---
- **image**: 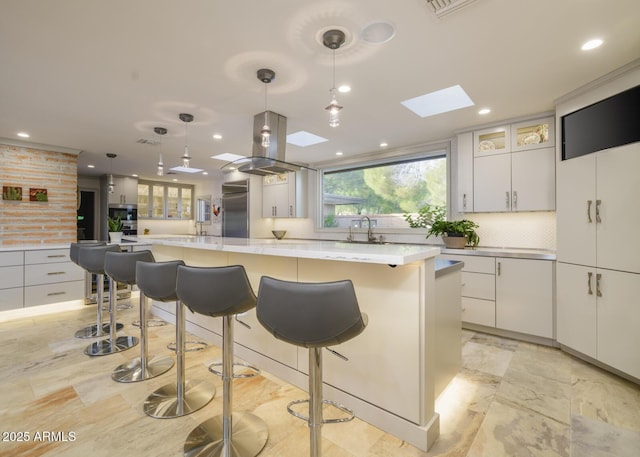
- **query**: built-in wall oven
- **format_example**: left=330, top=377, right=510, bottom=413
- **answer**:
left=108, top=205, right=137, bottom=235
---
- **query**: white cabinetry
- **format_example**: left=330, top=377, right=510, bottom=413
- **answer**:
left=467, top=116, right=555, bottom=213
left=455, top=132, right=474, bottom=212
left=496, top=258, right=554, bottom=338
left=0, top=251, right=24, bottom=311
left=262, top=171, right=307, bottom=218
left=556, top=141, right=640, bottom=379
left=24, top=249, right=84, bottom=307
left=108, top=176, right=139, bottom=205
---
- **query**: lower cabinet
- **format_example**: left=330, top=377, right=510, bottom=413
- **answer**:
left=557, top=262, right=640, bottom=379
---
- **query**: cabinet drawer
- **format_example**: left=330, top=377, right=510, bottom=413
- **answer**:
left=0, top=287, right=23, bottom=311
left=440, top=254, right=495, bottom=274
left=25, top=249, right=71, bottom=264
left=24, top=281, right=84, bottom=307
left=462, top=272, right=495, bottom=300
left=0, top=251, right=24, bottom=267
left=462, top=297, right=495, bottom=327
left=0, top=265, right=24, bottom=289
left=24, top=262, right=84, bottom=286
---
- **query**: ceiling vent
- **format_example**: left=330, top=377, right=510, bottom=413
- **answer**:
left=426, top=0, right=479, bottom=18
left=136, top=138, right=160, bottom=145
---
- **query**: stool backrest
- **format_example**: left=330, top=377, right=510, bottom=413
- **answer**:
left=256, top=276, right=366, bottom=348
left=176, top=265, right=256, bottom=317
left=70, top=241, right=105, bottom=265
left=76, top=244, right=122, bottom=275
left=104, top=250, right=155, bottom=285
left=136, top=260, right=185, bottom=302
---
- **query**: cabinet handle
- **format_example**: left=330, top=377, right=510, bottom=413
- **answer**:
left=596, top=273, right=602, bottom=297
left=512, top=191, right=517, bottom=209
left=505, top=192, right=510, bottom=209
left=587, top=272, right=593, bottom=295
left=497, top=262, right=501, bottom=276
left=595, top=200, right=602, bottom=223
left=47, top=291, right=66, bottom=296
left=289, top=205, right=293, bottom=217
left=47, top=254, right=66, bottom=258
left=462, top=193, right=467, bottom=210
left=587, top=200, right=593, bottom=223
left=326, top=347, right=349, bottom=362
left=47, top=271, right=66, bottom=275
left=272, top=206, right=276, bottom=217
left=234, top=315, right=251, bottom=330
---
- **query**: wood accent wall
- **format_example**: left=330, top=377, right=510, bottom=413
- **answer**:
left=0, top=143, right=78, bottom=246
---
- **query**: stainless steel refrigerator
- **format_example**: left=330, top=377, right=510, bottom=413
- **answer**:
left=222, top=180, right=249, bottom=238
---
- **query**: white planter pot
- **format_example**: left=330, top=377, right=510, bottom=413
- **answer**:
left=108, top=231, right=123, bottom=243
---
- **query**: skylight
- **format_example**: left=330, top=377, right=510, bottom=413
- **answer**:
left=211, top=153, right=248, bottom=162
left=287, top=131, right=328, bottom=147
left=169, top=166, right=204, bottom=173
left=401, top=84, right=474, bottom=118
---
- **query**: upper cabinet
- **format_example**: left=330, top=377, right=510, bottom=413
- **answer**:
left=262, top=171, right=307, bottom=218
left=107, top=176, right=138, bottom=206
left=455, top=115, right=556, bottom=213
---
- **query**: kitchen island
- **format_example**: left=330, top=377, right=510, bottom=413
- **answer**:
left=124, top=235, right=458, bottom=451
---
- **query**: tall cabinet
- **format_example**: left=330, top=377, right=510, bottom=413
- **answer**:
left=556, top=68, right=640, bottom=380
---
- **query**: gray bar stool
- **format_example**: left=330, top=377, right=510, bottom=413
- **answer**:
left=105, top=250, right=174, bottom=382
left=137, top=260, right=215, bottom=419
left=256, top=276, right=367, bottom=457
left=72, top=241, right=124, bottom=338
left=83, top=245, right=139, bottom=357
left=178, top=265, right=268, bottom=457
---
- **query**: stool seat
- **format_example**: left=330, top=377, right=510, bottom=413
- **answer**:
left=137, top=260, right=215, bottom=419
left=178, top=265, right=268, bottom=457
left=256, top=276, right=367, bottom=457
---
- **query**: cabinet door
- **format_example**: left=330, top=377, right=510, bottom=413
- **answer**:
left=474, top=126, right=510, bottom=157
left=596, top=142, right=640, bottom=274
left=556, top=153, right=596, bottom=266
left=511, top=116, right=555, bottom=152
left=496, top=258, right=553, bottom=338
left=556, top=262, right=597, bottom=358
left=597, top=268, right=640, bottom=379
left=456, top=132, right=474, bottom=213
left=511, top=147, right=555, bottom=211
left=262, top=182, right=288, bottom=217
left=473, top=153, right=511, bottom=212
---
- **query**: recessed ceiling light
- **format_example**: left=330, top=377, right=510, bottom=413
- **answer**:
left=338, top=85, right=351, bottom=93
left=172, top=178, right=178, bottom=182
left=17, top=132, right=30, bottom=138
left=581, top=39, right=603, bottom=51
left=287, top=131, right=328, bottom=147
left=361, top=21, right=396, bottom=44
left=478, top=108, right=491, bottom=115
left=336, top=151, right=343, bottom=156
left=202, top=171, right=208, bottom=175
left=401, top=84, right=474, bottom=118
left=213, top=134, right=222, bottom=140
left=132, top=174, right=138, bottom=177
left=380, top=142, right=388, bottom=148
left=87, top=164, right=95, bottom=168
left=211, top=153, right=248, bottom=162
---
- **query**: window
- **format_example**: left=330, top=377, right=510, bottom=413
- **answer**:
left=138, top=180, right=194, bottom=220
left=321, top=151, right=447, bottom=229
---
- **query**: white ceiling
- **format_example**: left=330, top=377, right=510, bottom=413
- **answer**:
left=1, top=0, right=639, bottom=184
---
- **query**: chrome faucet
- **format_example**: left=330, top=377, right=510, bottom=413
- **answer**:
left=359, top=215, right=377, bottom=243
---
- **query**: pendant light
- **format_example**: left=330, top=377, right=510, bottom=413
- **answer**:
left=179, top=113, right=194, bottom=168
left=106, top=153, right=117, bottom=194
left=154, top=127, right=167, bottom=176
left=323, top=29, right=346, bottom=128
left=257, top=68, right=275, bottom=149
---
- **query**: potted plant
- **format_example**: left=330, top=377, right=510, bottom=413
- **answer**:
left=404, top=204, right=479, bottom=249
left=107, top=216, right=124, bottom=243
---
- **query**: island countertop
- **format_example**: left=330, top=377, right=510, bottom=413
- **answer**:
left=123, top=235, right=440, bottom=265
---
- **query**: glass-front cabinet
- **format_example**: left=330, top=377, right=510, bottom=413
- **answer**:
left=138, top=180, right=194, bottom=220
left=511, top=116, right=555, bottom=152
left=473, top=126, right=511, bottom=157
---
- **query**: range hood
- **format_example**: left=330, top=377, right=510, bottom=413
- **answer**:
left=235, top=111, right=309, bottom=176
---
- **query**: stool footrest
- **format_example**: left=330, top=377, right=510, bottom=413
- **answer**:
left=167, top=340, right=208, bottom=352
left=132, top=318, right=167, bottom=328
left=208, top=361, right=260, bottom=379
left=287, top=398, right=355, bottom=424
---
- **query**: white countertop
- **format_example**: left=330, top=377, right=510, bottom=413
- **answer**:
left=124, top=235, right=441, bottom=266
left=0, top=243, right=73, bottom=252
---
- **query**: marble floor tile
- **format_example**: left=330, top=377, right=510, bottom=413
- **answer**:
left=571, top=415, right=640, bottom=457
left=462, top=341, right=514, bottom=377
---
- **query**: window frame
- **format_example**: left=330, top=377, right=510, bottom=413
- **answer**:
left=316, top=141, right=451, bottom=234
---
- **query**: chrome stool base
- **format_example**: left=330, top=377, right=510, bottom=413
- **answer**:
left=168, top=340, right=208, bottom=352
left=143, top=380, right=215, bottom=419
left=208, top=361, right=260, bottom=379
left=84, top=336, right=139, bottom=357
left=111, top=355, right=174, bottom=383
left=74, top=322, right=124, bottom=339
left=287, top=399, right=356, bottom=424
left=184, top=413, right=268, bottom=457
